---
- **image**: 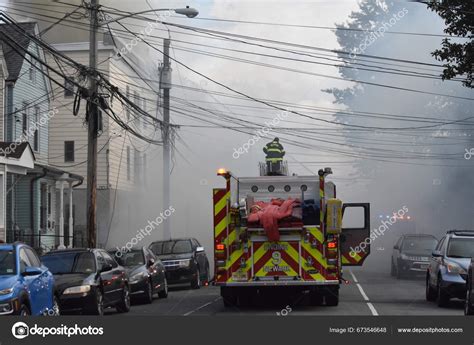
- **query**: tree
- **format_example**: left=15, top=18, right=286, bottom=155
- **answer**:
left=427, top=0, right=474, bottom=88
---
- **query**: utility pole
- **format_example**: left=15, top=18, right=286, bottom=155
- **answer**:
left=86, top=0, right=99, bottom=248
left=160, top=38, right=172, bottom=240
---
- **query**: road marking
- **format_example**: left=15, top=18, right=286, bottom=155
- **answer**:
left=183, top=297, right=221, bottom=316
left=367, top=303, right=379, bottom=316
left=349, top=270, right=379, bottom=316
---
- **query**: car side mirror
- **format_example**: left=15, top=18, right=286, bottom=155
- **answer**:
left=432, top=250, right=442, bottom=257
left=196, top=246, right=205, bottom=253
left=22, top=266, right=42, bottom=276
left=147, top=258, right=155, bottom=267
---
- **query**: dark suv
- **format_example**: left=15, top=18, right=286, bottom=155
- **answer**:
left=426, top=230, right=474, bottom=307
left=391, top=234, right=437, bottom=279
left=149, top=238, right=210, bottom=289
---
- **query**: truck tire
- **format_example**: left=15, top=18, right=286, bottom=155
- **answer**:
left=325, top=288, right=339, bottom=307
left=221, top=287, right=237, bottom=307
left=309, top=291, right=323, bottom=306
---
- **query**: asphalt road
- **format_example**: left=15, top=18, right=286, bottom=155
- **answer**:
left=106, top=268, right=465, bottom=316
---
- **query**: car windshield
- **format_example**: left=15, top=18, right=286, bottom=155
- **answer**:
left=42, top=252, right=96, bottom=274
left=112, top=250, right=144, bottom=267
left=0, top=249, right=15, bottom=275
left=402, top=237, right=437, bottom=254
left=447, top=238, right=474, bottom=258
left=151, top=240, right=192, bottom=255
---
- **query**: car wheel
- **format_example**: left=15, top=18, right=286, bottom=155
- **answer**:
left=425, top=275, right=436, bottom=302
left=396, top=263, right=403, bottom=279
left=206, top=265, right=211, bottom=285
left=18, top=304, right=30, bottom=316
left=465, top=286, right=474, bottom=315
left=52, top=296, right=60, bottom=316
left=116, top=285, right=131, bottom=313
left=436, top=278, right=450, bottom=307
left=143, top=281, right=153, bottom=304
left=191, top=268, right=201, bottom=289
left=158, top=278, right=168, bottom=299
left=89, top=290, right=104, bottom=316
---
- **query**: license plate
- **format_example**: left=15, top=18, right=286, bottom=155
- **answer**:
left=232, top=271, right=247, bottom=281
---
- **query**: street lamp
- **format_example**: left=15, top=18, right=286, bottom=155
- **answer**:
left=101, top=6, right=199, bottom=25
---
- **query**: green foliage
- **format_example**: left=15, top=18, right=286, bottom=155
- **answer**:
left=428, top=0, right=474, bottom=88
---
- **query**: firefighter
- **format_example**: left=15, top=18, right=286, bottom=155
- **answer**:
left=263, top=137, right=285, bottom=175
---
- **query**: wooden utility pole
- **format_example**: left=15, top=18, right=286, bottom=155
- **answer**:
left=86, top=0, right=99, bottom=248
left=161, top=38, right=171, bottom=240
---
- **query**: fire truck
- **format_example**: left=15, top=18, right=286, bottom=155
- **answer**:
left=212, top=161, right=370, bottom=307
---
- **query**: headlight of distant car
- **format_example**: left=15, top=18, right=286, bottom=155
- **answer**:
left=0, top=288, right=13, bottom=296
left=400, top=254, right=410, bottom=260
left=62, top=285, right=91, bottom=295
left=178, top=259, right=191, bottom=268
left=445, top=260, right=467, bottom=275
left=129, top=272, right=147, bottom=283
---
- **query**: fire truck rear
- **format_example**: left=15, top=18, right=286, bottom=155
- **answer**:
left=212, top=162, right=370, bottom=307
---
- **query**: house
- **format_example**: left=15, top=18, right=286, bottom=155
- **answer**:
left=46, top=31, right=159, bottom=248
left=0, top=22, right=83, bottom=252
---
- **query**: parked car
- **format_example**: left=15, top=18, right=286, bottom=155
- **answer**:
left=149, top=238, right=210, bottom=289
left=41, top=248, right=130, bottom=315
left=426, top=230, right=474, bottom=307
left=465, top=258, right=474, bottom=315
left=391, top=234, right=438, bottom=278
left=0, top=242, right=57, bottom=315
left=109, top=247, right=168, bottom=303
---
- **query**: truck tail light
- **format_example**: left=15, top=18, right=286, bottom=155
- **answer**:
left=215, top=243, right=227, bottom=260
left=327, top=241, right=336, bottom=249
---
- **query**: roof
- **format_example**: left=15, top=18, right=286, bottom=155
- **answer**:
left=0, top=22, right=37, bottom=82
left=0, top=142, right=35, bottom=160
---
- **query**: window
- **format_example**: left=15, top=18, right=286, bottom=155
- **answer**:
left=29, top=61, right=36, bottom=82
left=33, top=106, right=39, bottom=151
left=19, top=249, right=32, bottom=272
left=64, top=141, right=75, bottom=162
left=126, top=146, right=131, bottom=180
left=134, top=149, right=140, bottom=182
left=25, top=248, right=41, bottom=267
left=64, top=78, right=75, bottom=97
left=101, top=251, right=118, bottom=268
left=22, top=103, right=28, bottom=136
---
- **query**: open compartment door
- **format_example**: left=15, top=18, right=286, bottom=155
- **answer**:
left=341, top=203, right=370, bottom=266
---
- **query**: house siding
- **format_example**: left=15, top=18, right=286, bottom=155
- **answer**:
left=9, top=41, right=50, bottom=164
